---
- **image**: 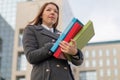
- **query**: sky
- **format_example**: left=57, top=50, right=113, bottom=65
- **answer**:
left=68, top=0, right=120, bottom=43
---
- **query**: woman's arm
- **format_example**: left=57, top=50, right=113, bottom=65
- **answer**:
left=70, top=49, right=84, bottom=66
left=22, top=25, right=53, bottom=64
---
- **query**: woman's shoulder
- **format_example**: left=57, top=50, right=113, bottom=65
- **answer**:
left=25, top=24, right=35, bottom=29
left=25, top=24, right=41, bottom=31
left=23, top=25, right=37, bottom=34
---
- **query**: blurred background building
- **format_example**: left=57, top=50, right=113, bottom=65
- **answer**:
left=73, top=40, right=120, bottom=80
left=0, top=0, right=120, bottom=80
left=0, top=15, right=14, bottom=80
left=0, top=0, right=32, bottom=80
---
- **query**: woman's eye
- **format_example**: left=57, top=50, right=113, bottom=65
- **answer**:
left=46, top=9, right=51, bottom=11
left=46, top=8, right=58, bottom=14
left=54, top=10, right=58, bottom=13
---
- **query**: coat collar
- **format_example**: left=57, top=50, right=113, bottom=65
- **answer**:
left=34, top=24, right=60, bottom=40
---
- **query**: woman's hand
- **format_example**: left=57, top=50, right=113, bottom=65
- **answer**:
left=59, top=39, right=78, bottom=55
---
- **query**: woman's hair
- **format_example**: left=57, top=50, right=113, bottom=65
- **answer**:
left=29, top=2, right=59, bottom=28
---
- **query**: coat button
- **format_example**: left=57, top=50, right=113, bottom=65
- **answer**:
left=52, top=39, right=55, bottom=43
left=48, top=51, right=52, bottom=55
left=46, top=69, right=50, bottom=72
left=56, top=64, right=60, bottom=67
left=64, top=67, right=67, bottom=70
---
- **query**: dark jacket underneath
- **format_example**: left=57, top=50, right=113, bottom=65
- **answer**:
left=22, top=24, right=83, bottom=80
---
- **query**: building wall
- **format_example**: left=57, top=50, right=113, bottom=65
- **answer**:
left=73, top=41, right=120, bottom=80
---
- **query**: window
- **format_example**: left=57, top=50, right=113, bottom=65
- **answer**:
left=113, top=58, right=117, bottom=66
left=92, top=50, right=96, bottom=58
left=16, top=76, right=25, bottom=80
left=99, top=49, right=103, bottom=57
left=92, top=60, right=96, bottom=67
left=113, top=48, right=117, bottom=56
left=114, top=69, right=118, bottom=76
left=85, top=60, right=90, bottom=67
left=106, top=49, right=110, bottom=56
left=107, top=69, right=111, bottom=76
left=85, top=50, right=89, bottom=58
left=99, top=59, right=103, bottom=67
left=80, top=71, right=97, bottom=80
left=106, top=59, right=110, bottom=66
left=99, top=69, right=104, bottom=77
left=18, top=29, right=23, bottom=47
left=17, top=52, right=27, bottom=71
left=114, top=68, right=118, bottom=76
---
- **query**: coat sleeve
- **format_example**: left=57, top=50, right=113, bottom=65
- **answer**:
left=70, top=49, right=84, bottom=66
left=22, top=25, right=53, bottom=64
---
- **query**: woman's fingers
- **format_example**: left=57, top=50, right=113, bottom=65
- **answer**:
left=59, top=40, right=77, bottom=55
left=59, top=41, right=70, bottom=52
left=70, top=39, right=77, bottom=47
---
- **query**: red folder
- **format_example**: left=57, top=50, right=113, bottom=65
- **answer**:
left=53, top=22, right=83, bottom=59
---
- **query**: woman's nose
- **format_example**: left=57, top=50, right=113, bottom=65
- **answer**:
left=50, top=10, right=55, bottom=15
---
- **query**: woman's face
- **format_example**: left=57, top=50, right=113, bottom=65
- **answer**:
left=42, top=4, right=58, bottom=28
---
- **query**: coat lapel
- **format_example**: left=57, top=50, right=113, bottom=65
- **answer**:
left=34, top=25, right=60, bottom=40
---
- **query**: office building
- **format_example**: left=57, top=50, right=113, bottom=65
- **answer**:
left=0, top=0, right=31, bottom=29
left=73, top=40, right=120, bottom=80
left=0, top=15, right=14, bottom=80
left=0, top=0, right=32, bottom=80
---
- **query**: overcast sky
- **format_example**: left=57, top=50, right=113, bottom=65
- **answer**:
left=68, top=0, right=120, bottom=42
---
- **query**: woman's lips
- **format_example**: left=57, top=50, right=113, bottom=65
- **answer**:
left=48, top=15, right=55, bottom=19
left=49, top=17, right=55, bottom=19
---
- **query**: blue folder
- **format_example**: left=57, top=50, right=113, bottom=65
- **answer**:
left=50, top=18, right=84, bottom=52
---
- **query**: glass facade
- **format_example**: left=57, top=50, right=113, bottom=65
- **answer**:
left=80, top=71, right=97, bottom=80
left=0, top=0, right=30, bottom=29
left=0, top=0, right=31, bottom=80
left=0, top=15, right=14, bottom=80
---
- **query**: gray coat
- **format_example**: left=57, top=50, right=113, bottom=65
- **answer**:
left=22, top=24, right=83, bottom=80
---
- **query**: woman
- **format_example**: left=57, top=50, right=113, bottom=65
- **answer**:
left=22, top=2, right=83, bottom=80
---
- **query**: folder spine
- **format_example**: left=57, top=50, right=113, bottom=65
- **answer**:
left=53, top=22, right=83, bottom=58
left=50, top=18, right=79, bottom=52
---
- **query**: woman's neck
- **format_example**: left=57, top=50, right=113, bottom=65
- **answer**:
left=42, top=23, right=53, bottom=28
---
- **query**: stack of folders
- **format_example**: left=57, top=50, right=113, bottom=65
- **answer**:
left=50, top=18, right=95, bottom=60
